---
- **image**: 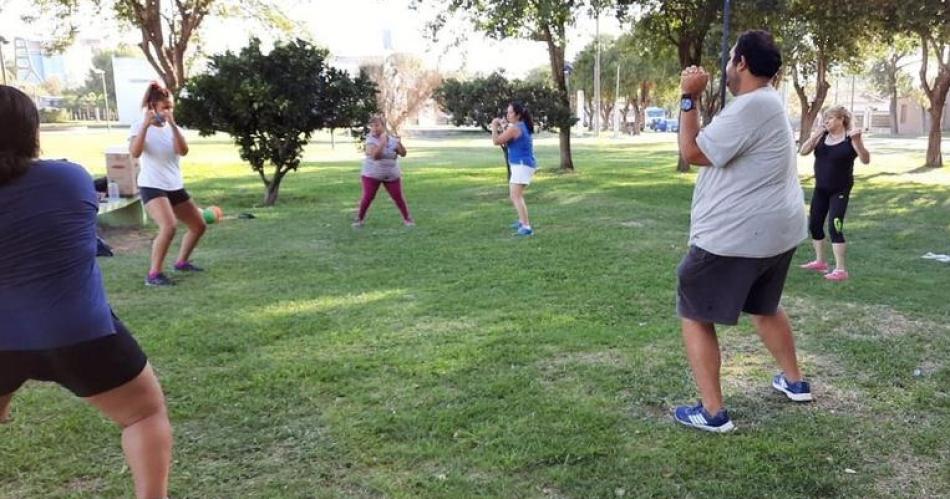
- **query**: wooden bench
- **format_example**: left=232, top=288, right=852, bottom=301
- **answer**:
left=97, top=196, right=146, bottom=227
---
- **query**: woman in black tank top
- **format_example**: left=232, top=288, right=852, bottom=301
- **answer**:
left=797, top=106, right=871, bottom=281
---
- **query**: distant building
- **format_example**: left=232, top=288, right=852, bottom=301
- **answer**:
left=13, top=37, right=99, bottom=88
left=112, top=57, right=160, bottom=125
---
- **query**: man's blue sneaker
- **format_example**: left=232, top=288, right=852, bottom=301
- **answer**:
left=772, top=373, right=813, bottom=402
left=516, top=226, right=533, bottom=236
left=673, top=403, right=735, bottom=433
left=511, top=220, right=523, bottom=229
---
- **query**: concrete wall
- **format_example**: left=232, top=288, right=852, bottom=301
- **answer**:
left=112, top=57, right=159, bottom=125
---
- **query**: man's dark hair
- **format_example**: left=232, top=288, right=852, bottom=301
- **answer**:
left=733, top=30, right=782, bottom=78
left=0, top=85, right=40, bottom=185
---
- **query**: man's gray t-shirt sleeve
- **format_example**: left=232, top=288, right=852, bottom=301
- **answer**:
left=696, top=105, right=754, bottom=168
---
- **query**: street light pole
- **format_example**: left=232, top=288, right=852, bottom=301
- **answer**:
left=613, top=64, right=620, bottom=138
left=563, top=62, right=574, bottom=129
left=718, top=0, right=732, bottom=113
left=93, top=68, right=111, bottom=131
left=593, top=11, right=601, bottom=136
left=0, top=36, right=9, bottom=85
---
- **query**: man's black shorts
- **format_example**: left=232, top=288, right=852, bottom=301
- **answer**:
left=0, top=314, right=148, bottom=398
left=140, top=186, right=191, bottom=206
left=677, top=245, right=796, bottom=325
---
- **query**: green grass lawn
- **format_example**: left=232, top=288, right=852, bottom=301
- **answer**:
left=2, top=129, right=948, bottom=497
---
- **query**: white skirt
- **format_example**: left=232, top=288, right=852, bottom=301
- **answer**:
left=509, top=163, right=536, bottom=185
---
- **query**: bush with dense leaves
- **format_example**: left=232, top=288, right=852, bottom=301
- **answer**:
left=177, top=38, right=378, bottom=205
left=436, top=72, right=575, bottom=133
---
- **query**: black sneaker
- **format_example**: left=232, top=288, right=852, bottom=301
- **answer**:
left=174, top=261, right=204, bottom=272
left=145, top=273, right=174, bottom=286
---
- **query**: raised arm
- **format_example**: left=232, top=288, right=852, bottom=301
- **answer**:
left=165, top=110, right=189, bottom=156
left=799, top=127, right=825, bottom=156
left=677, top=66, right=712, bottom=167
left=129, top=110, right=154, bottom=158
left=848, top=129, right=871, bottom=164
left=491, top=118, right=520, bottom=146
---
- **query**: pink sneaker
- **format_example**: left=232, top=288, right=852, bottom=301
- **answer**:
left=799, top=260, right=829, bottom=272
left=824, top=269, right=849, bottom=281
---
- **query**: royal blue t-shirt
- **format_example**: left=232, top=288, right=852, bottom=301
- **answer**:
left=0, top=160, right=114, bottom=351
left=507, top=122, right=536, bottom=167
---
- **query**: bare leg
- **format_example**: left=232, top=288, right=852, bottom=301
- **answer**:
left=831, top=242, right=847, bottom=272
left=85, top=364, right=172, bottom=499
left=0, top=392, right=13, bottom=423
left=751, top=308, right=803, bottom=382
left=145, top=199, right=177, bottom=275
left=681, top=318, right=724, bottom=413
left=172, top=200, right=207, bottom=264
left=811, top=239, right=826, bottom=263
left=509, top=183, right=530, bottom=227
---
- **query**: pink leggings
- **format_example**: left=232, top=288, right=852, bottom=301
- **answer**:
left=358, top=176, right=412, bottom=222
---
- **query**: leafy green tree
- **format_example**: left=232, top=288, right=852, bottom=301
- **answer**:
left=524, top=65, right=552, bottom=85
left=572, top=35, right=618, bottom=131
left=891, top=0, right=950, bottom=167
left=361, top=53, right=443, bottom=134
left=437, top=72, right=574, bottom=132
left=612, top=31, right=679, bottom=134
left=176, top=39, right=378, bottom=206
left=436, top=72, right=575, bottom=174
left=26, top=0, right=300, bottom=92
left=414, top=0, right=618, bottom=171
left=780, top=0, right=880, bottom=143
left=865, top=36, right=918, bottom=135
left=75, top=45, right=140, bottom=113
left=619, top=0, right=721, bottom=170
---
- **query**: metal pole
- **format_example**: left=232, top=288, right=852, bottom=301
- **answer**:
left=100, top=71, right=111, bottom=131
left=593, top=12, right=601, bottom=136
left=0, top=36, right=7, bottom=85
left=718, top=0, right=732, bottom=113
left=850, top=74, right=855, bottom=114
left=613, top=64, right=620, bottom=138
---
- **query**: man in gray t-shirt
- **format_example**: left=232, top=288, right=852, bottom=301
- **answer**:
left=671, top=30, right=812, bottom=433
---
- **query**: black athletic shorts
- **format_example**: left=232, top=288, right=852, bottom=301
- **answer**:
left=676, top=245, right=796, bottom=325
left=140, top=186, right=191, bottom=206
left=0, top=314, right=148, bottom=398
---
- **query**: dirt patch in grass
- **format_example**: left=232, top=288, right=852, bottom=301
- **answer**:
left=784, top=295, right=948, bottom=341
left=98, top=226, right=152, bottom=254
left=873, top=441, right=948, bottom=498
left=537, top=349, right=628, bottom=375
left=719, top=328, right=868, bottom=417
left=534, top=349, right=629, bottom=398
left=67, top=476, right=104, bottom=493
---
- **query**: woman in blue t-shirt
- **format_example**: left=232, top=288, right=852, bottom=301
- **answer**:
left=798, top=105, right=871, bottom=282
left=492, top=102, right=537, bottom=236
left=0, top=85, right=172, bottom=499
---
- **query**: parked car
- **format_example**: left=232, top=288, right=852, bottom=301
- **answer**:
left=645, top=106, right=666, bottom=131
left=666, top=119, right=679, bottom=132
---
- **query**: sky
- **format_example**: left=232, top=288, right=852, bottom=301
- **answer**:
left=0, top=0, right=624, bottom=80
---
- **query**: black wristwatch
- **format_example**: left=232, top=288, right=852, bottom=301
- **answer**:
left=680, top=94, right=696, bottom=113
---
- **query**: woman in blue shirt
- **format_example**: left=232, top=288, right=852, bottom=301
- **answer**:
left=492, top=102, right=537, bottom=236
left=0, top=85, right=171, bottom=499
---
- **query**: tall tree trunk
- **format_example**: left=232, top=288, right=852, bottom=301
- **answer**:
left=793, top=56, right=832, bottom=144
left=263, top=169, right=289, bottom=206
left=889, top=87, right=899, bottom=136
left=926, top=104, right=945, bottom=168
left=919, top=35, right=950, bottom=168
left=888, top=56, right=899, bottom=135
left=543, top=24, right=574, bottom=171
